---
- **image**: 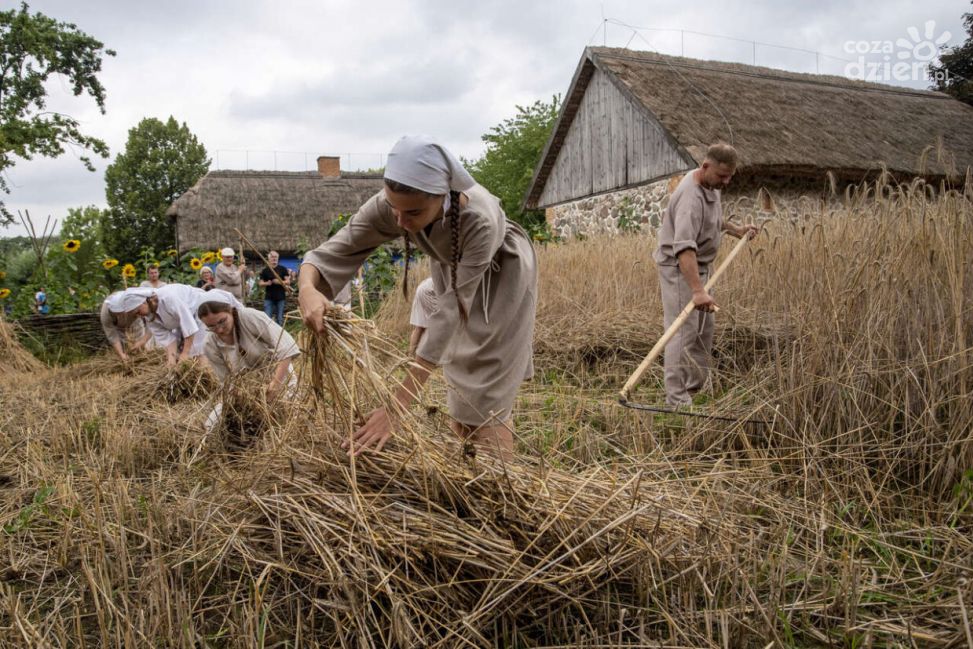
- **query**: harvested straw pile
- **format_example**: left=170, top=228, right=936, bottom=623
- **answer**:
left=144, top=358, right=217, bottom=404
left=211, top=366, right=289, bottom=450
left=0, top=318, right=44, bottom=373
left=302, top=303, right=405, bottom=430
left=2, top=178, right=972, bottom=646
left=55, top=348, right=166, bottom=380
left=222, top=437, right=766, bottom=647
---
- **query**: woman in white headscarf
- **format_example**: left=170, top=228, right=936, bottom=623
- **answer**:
left=197, top=290, right=301, bottom=432
left=100, top=291, right=153, bottom=360
left=109, top=285, right=240, bottom=366
left=197, top=290, right=300, bottom=397
left=299, top=135, right=537, bottom=459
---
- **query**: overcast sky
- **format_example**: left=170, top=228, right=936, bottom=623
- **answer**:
left=2, top=0, right=968, bottom=237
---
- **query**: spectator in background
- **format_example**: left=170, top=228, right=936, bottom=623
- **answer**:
left=258, top=250, right=290, bottom=325
left=197, top=266, right=216, bottom=291
left=34, top=287, right=50, bottom=315
left=140, top=264, right=168, bottom=289
left=215, top=247, right=247, bottom=302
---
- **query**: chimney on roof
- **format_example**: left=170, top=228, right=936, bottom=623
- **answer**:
left=317, top=155, right=341, bottom=178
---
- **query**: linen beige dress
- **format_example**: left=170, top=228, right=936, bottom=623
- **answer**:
left=203, top=307, right=300, bottom=381
left=202, top=307, right=301, bottom=432
left=303, top=184, right=537, bottom=426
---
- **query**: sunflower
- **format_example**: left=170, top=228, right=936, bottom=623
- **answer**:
left=215, top=250, right=223, bottom=262
left=121, top=263, right=137, bottom=279
left=0, top=270, right=6, bottom=280
left=102, top=258, right=119, bottom=270
left=0, top=288, right=10, bottom=299
left=165, top=249, right=178, bottom=257
left=200, top=251, right=216, bottom=264
left=63, top=239, right=81, bottom=253
left=189, top=258, right=203, bottom=271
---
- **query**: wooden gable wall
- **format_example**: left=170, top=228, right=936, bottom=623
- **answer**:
left=537, top=68, right=692, bottom=208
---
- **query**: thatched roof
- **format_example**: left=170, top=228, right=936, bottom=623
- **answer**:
left=167, top=170, right=385, bottom=253
left=526, top=47, right=973, bottom=208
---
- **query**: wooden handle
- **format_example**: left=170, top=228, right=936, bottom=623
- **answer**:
left=619, top=235, right=751, bottom=402
left=234, top=228, right=295, bottom=294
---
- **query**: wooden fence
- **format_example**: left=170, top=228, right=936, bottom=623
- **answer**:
left=14, top=294, right=302, bottom=351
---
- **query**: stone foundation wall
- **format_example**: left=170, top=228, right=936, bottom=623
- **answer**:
left=546, top=174, right=844, bottom=238
left=546, top=177, right=672, bottom=239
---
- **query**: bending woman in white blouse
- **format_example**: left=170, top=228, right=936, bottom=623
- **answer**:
left=109, top=285, right=238, bottom=366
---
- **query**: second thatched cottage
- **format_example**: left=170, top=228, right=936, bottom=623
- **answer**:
left=525, top=47, right=973, bottom=237
left=166, top=156, right=385, bottom=261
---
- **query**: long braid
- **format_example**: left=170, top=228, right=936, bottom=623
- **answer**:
left=448, top=190, right=468, bottom=324
left=402, top=235, right=411, bottom=300
left=232, top=307, right=246, bottom=356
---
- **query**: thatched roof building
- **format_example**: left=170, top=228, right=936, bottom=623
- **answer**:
left=167, top=157, right=384, bottom=253
left=526, top=47, right=973, bottom=209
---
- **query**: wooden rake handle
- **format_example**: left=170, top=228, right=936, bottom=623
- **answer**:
left=234, top=228, right=295, bottom=294
left=618, top=234, right=751, bottom=403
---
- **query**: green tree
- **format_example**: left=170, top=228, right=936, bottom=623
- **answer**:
left=0, top=3, right=114, bottom=223
left=61, top=205, right=104, bottom=241
left=61, top=205, right=106, bottom=258
left=102, top=116, right=210, bottom=261
left=465, top=96, right=561, bottom=234
left=929, top=2, right=972, bottom=106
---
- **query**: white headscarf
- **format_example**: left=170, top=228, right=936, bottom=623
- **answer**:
left=104, top=291, right=124, bottom=313
left=196, top=288, right=244, bottom=313
left=108, top=287, right=155, bottom=313
left=384, top=135, right=476, bottom=196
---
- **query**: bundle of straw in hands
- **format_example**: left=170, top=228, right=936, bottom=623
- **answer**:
left=299, top=304, right=411, bottom=439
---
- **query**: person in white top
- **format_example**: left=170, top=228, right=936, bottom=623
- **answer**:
left=408, top=277, right=437, bottom=357
left=139, top=264, right=168, bottom=289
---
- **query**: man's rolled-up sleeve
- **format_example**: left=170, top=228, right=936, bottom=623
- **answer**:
left=671, top=196, right=703, bottom=259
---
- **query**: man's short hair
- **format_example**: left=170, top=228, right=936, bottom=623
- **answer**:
left=146, top=263, right=159, bottom=270
left=268, top=250, right=279, bottom=257
left=704, top=143, right=738, bottom=168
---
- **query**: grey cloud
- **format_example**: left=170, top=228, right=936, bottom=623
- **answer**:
left=228, top=56, right=477, bottom=122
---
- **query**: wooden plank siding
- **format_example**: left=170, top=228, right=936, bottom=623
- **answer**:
left=536, top=68, right=690, bottom=208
